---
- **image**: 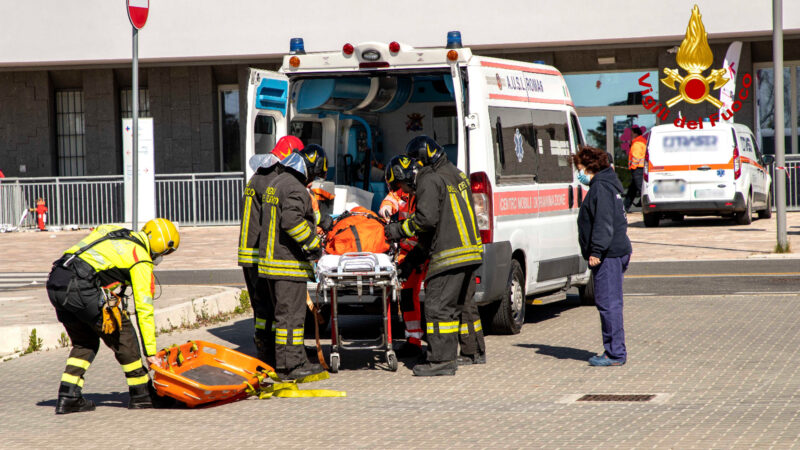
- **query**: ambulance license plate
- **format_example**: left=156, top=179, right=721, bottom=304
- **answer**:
left=654, top=180, right=685, bottom=198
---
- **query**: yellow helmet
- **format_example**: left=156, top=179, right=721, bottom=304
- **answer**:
left=142, top=218, right=180, bottom=257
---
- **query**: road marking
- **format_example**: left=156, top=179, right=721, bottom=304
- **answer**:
left=627, top=272, right=800, bottom=279
left=0, top=272, right=49, bottom=277
left=626, top=293, right=656, bottom=296
left=734, top=291, right=799, bottom=295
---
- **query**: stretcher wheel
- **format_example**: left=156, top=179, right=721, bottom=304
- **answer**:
left=330, top=353, right=340, bottom=373
left=386, top=351, right=398, bottom=372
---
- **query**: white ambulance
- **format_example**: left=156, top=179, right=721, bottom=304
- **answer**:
left=641, top=123, right=773, bottom=227
left=244, top=32, right=592, bottom=334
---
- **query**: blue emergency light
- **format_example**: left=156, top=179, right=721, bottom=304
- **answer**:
left=290, top=37, right=305, bottom=55
left=446, top=31, right=462, bottom=49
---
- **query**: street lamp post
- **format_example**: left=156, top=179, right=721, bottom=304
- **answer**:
left=773, top=0, right=789, bottom=251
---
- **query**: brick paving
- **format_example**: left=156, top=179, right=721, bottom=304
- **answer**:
left=1, top=212, right=799, bottom=275
left=2, top=293, right=800, bottom=448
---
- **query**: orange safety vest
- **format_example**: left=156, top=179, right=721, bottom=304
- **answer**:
left=629, top=136, right=647, bottom=169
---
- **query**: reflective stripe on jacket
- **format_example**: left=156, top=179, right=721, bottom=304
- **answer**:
left=398, top=158, right=483, bottom=279
left=238, top=167, right=280, bottom=267
left=258, top=172, right=320, bottom=281
left=64, top=224, right=157, bottom=356
left=629, top=136, right=647, bottom=169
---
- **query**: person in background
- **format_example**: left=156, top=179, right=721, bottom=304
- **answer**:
left=624, top=126, right=647, bottom=213
left=572, top=146, right=632, bottom=366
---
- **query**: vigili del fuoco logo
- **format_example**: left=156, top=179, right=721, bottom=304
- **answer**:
left=637, top=4, right=752, bottom=128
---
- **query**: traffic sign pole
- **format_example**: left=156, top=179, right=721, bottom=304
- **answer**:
left=132, top=26, right=139, bottom=231
left=773, top=0, right=788, bottom=251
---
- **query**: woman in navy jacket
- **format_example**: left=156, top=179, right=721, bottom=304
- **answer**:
left=573, top=146, right=633, bottom=366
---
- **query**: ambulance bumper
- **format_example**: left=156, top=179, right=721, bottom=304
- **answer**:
left=472, top=241, right=512, bottom=306
left=641, top=192, right=746, bottom=214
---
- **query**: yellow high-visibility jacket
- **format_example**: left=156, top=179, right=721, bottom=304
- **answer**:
left=64, top=224, right=157, bottom=356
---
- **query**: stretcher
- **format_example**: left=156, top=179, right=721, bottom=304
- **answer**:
left=316, top=252, right=400, bottom=373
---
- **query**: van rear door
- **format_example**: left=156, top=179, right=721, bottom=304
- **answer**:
left=647, top=129, right=735, bottom=202
left=244, top=69, right=289, bottom=179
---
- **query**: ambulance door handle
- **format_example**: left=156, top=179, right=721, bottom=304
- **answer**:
left=568, top=186, right=574, bottom=209
left=696, top=166, right=711, bottom=171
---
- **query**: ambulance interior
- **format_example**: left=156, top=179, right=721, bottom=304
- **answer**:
left=283, top=71, right=461, bottom=212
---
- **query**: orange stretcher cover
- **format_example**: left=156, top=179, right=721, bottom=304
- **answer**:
left=150, top=340, right=273, bottom=408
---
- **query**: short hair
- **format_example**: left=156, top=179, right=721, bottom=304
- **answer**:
left=631, top=126, right=643, bottom=136
left=571, top=146, right=611, bottom=173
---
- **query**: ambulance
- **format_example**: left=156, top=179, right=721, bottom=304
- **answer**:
left=244, top=32, right=592, bottom=334
left=641, top=123, right=773, bottom=227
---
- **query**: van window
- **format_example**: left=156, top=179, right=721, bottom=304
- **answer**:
left=569, top=113, right=584, bottom=151
left=432, top=106, right=458, bottom=146
left=532, top=109, right=573, bottom=184
left=738, top=133, right=755, bottom=157
left=290, top=120, right=323, bottom=146
left=254, top=115, right=276, bottom=154
left=489, top=107, right=538, bottom=183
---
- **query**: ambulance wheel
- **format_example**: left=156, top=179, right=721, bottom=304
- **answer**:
left=671, top=214, right=685, bottom=222
left=643, top=212, right=660, bottom=228
left=491, top=260, right=525, bottom=335
left=578, top=273, right=595, bottom=306
left=329, top=353, right=340, bottom=373
left=758, top=190, right=772, bottom=219
left=386, top=351, right=398, bottom=371
left=735, top=192, right=753, bottom=225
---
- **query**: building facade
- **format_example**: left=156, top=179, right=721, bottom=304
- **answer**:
left=1, top=0, right=798, bottom=178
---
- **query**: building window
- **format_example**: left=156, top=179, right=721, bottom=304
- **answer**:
left=120, top=88, right=151, bottom=118
left=756, top=65, right=798, bottom=155
left=56, top=90, right=86, bottom=176
left=218, top=85, right=241, bottom=172
left=564, top=71, right=658, bottom=108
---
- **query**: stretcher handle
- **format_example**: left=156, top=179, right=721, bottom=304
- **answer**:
left=339, top=252, right=380, bottom=272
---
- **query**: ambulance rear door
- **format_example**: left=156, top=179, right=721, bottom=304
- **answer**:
left=244, top=69, right=290, bottom=179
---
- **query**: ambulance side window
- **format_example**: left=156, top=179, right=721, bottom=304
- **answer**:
left=532, top=109, right=574, bottom=184
left=569, top=113, right=584, bottom=151
left=254, top=115, right=276, bottom=154
left=290, top=120, right=323, bottom=146
left=489, top=107, right=538, bottom=184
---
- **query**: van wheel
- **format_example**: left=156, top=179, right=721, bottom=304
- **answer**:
left=490, top=260, right=525, bottom=335
left=671, top=214, right=685, bottom=222
left=735, top=192, right=753, bottom=225
left=643, top=213, right=660, bottom=228
left=578, top=272, right=595, bottom=306
left=758, top=189, right=772, bottom=219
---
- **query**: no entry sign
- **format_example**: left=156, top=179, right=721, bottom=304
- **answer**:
left=127, top=0, right=149, bottom=29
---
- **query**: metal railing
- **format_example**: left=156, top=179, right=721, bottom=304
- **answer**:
left=1, top=172, right=245, bottom=228
left=768, top=154, right=800, bottom=211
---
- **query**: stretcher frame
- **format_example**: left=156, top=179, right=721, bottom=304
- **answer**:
left=316, top=252, right=400, bottom=372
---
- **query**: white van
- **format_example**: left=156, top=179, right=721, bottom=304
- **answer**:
left=244, top=33, right=592, bottom=334
left=641, top=123, right=773, bottom=227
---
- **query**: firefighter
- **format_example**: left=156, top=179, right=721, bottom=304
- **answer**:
left=46, top=218, right=180, bottom=414
left=238, top=151, right=283, bottom=367
left=379, top=155, right=424, bottom=357
left=258, top=146, right=328, bottom=379
left=624, top=126, right=647, bottom=212
left=272, top=135, right=305, bottom=160
left=385, top=136, right=484, bottom=376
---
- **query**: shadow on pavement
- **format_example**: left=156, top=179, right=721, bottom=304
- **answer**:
left=36, top=391, right=128, bottom=409
left=628, top=216, right=741, bottom=228
left=524, top=296, right=582, bottom=324
left=514, top=343, right=596, bottom=361
left=206, top=318, right=253, bottom=353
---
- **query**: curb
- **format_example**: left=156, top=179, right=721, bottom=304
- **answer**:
left=0, top=286, right=243, bottom=359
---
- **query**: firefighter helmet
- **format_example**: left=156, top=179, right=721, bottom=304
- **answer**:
left=384, top=155, right=418, bottom=191
left=298, top=144, right=329, bottom=183
left=271, top=135, right=304, bottom=160
left=142, top=218, right=180, bottom=257
left=405, top=135, right=444, bottom=166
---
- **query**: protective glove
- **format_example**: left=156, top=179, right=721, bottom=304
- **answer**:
left=384, top=222, right=406, bottom=241
left=397, top=261, right=413, bottom=281
left=304, top=247, right=323, bottom=261
left=319, top=215, right=333, bottom=233
left=378, top=204, right=394, bottom=221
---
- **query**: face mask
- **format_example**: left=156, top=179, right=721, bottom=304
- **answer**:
left=577, top=169, right=592, bottom=186
left=152, top=255, right=163, bottom=266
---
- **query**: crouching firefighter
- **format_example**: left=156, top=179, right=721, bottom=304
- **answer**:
left=46, top=219, right=180, bottom=414
left=258, top=146, right=329, bottom=379
left=238, top=151, right=283, bottom=367
left=380, top=155, right=425, bottom=357
left=386, top=136, right=485, bottom=376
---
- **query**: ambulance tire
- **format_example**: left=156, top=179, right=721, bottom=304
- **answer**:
left=490, top=260, right=525, bottom=335
left=643, top=212, right=660, bottom=228
left=578, top=273, right=595, bottom=306
left=758, top=189, right=772, bottom=219
left=735, top=191, right=753, bottom=225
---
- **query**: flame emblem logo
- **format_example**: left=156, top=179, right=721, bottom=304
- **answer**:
left=661, top=5, right=729, bottom=108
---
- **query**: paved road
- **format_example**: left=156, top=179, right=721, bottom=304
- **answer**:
left=3, top=291, right=800, bottom=448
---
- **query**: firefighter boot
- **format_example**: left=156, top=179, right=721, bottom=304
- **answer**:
left=279, top=362, right=324, bottom=380
left=412, top=360, right=457, bottom=377
left=55, top=396, right=96, bottom=415
left=457, top=352, right=487, bottom=366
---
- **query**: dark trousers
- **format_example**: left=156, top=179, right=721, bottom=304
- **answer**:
left=458, top=274, right=485, bottom=356
left=47, top=264, right=149, bottom=399
left=266, top=279, right=309, bottom=371
left=244, top=267, right=275, bottom=366
left=624, top=167, right=644, bottom=210
left=591, top=254, right=630, bottom=360
left=424, top=267, right=480, bottom=362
